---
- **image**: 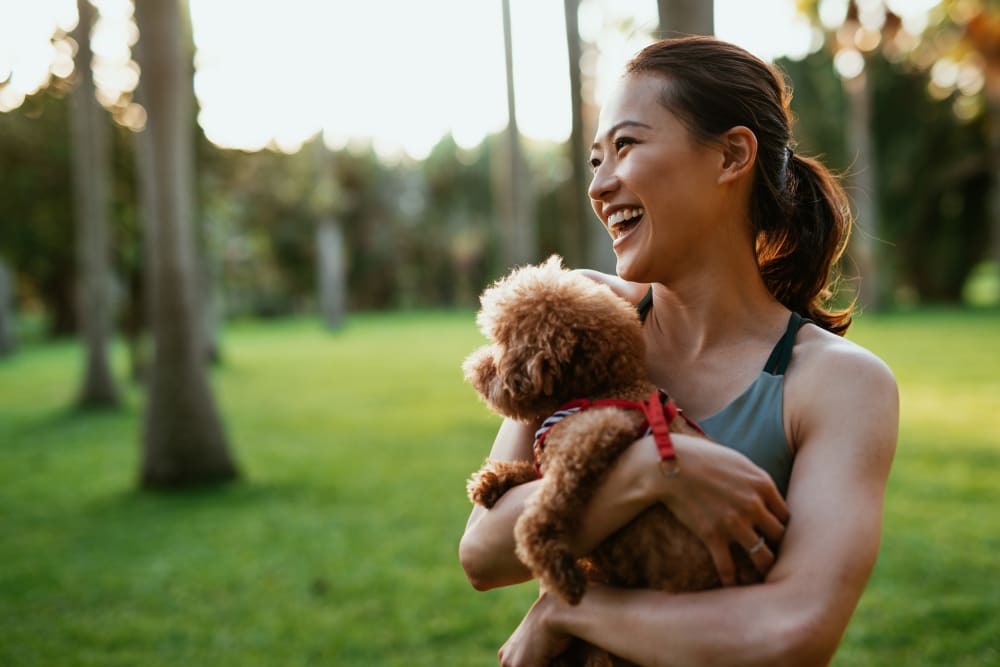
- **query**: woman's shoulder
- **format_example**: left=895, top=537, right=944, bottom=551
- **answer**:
left=572, top=269, right=649, bottom=306
left=793, top=323, right=895, bottom=386
left=787, top=321, right=899, bottom=448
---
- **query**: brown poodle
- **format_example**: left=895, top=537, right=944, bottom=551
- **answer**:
left=464, top=256, right=759, bottom=666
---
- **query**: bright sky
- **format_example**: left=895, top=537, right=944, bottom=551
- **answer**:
left=0, top=0, right=942, bottom=160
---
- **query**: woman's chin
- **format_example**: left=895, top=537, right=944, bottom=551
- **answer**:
left=614, top=254, right=644, bottom=283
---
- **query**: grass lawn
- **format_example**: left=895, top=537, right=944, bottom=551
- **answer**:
left=0, top=307, right=997, bottom=666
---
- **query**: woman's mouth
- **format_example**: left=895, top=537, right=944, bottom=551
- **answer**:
left=609, top=207, right=644, bottom=246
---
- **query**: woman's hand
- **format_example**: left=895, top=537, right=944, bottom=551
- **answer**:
left=647, top=433, right=791, bottom=584
left=498, top=591, right=570, bottom=667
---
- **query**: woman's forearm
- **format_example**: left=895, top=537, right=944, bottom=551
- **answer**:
left=460, top=437, right=662, bottom=590
left=547, top=582, right=832, bottom=667
left=460, top=480, right=537, bottom=590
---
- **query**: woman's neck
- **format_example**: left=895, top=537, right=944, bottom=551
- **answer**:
left=645, top=254, right=788, bottom=361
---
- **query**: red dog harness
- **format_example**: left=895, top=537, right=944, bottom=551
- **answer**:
left=532, top=389, right=705, bottom=476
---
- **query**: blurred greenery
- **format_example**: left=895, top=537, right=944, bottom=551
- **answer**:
left=0, top=87, right=577, bottom=337
left=779, top=47, right=992, bottom=305
left=2, top=29, right=998, bottom=343
left=0, top=309, right=997, bottom=665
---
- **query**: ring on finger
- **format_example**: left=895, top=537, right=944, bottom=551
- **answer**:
left=747, top=535, right=766, bottom=555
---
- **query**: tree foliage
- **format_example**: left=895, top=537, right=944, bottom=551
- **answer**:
left=1, top=4, right=994, bottom=334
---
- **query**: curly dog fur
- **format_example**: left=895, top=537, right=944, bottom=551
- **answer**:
left=464, top=256, right=759, bottom=667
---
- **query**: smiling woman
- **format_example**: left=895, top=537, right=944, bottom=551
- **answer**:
left=461, top=36, right=898, bottom=667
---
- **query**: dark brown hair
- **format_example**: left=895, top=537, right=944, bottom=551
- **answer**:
left=626, top=36, right=853, bottom=335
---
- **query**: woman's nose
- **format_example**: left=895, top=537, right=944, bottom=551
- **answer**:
left=588, top=162, right=619, bottom=202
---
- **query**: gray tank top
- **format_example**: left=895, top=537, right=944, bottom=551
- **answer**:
left=637, top=290, right=805, bottom=496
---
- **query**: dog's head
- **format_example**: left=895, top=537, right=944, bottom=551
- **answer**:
left=463, top=255, right=647, bottom=421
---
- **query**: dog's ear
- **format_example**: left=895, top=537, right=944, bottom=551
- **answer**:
left=495, top=346, right=561, bottom=413
left=463, top=345, right=499, bottom=403
left=527, top=351, right=555, bottom=397
left=464, top=345, right=544, bottom=421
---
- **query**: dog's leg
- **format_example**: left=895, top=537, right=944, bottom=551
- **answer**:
left=467, top=459, right=538, bottom=508
left=514, top=408, right=643, bottom=604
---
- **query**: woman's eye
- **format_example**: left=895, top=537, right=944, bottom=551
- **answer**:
left=589, top=157, right=601, bottom=171
left=614, top=137, right=635, bottom=151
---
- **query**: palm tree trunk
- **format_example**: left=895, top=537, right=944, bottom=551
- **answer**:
left=0, top=260, right=15, bottom=356
left=562, top=0, right=587, bottom=268
left=70, top=0, right=119, bottom=408
left=313, top=141, right=346, bottom=330
left=843, top=68, right=883, bottom=310
left=498, top=0, right=536, bottom=268
left=657, top=0, right=714, bottom=36
left=986, top=68, right=1000, bottom=273
left=133, top=0, right=238, bottom=488
left=563, top=0, right=613, bottom=272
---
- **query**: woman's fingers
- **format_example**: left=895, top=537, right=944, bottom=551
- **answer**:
left=761, top=479, right=791, bottom=524
left=756, top=507, right=786, bottom=546
left=736, top=527, right=776, bottom=575
left=708, top=539, right=737, bottom=586
left=654, top=435, right=793, bottom=582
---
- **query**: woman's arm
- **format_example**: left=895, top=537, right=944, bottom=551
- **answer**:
left=461, top=422, right=791, bottom=591
left=499, top=342, right=899, bottom=667
left=460, top=418, right=665, bottom=590
left=460, top=418, right=536, bottom=589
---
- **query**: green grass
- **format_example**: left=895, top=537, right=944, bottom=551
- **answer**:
left=1, top=308, right=998, bottom=665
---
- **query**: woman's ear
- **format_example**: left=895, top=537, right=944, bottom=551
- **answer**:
left=718, top=126, right=757, bottom=184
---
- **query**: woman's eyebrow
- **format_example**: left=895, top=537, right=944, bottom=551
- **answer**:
left=591, top=120, right=653, bottom=150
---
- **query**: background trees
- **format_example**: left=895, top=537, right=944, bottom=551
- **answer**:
left=69, top=0, right=119, bottom=407
left=0, top=0, right=994, bottom=354
left=793, top=0, right=996, bottom=307
left=132, top=0, right=238, bottom=487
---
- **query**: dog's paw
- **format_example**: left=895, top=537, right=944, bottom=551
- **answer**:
left=467, top=469, right=503, bottom=508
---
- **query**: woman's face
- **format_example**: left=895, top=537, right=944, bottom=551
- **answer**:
left=588, top=74, right=725, bottom=283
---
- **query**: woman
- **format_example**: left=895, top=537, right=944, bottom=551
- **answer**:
left=460, top=37, right=898, bottom=666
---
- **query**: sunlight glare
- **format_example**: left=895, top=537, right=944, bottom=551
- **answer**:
left=834, top=47, right=865, bottom=79
left=818, top=0, right=850, bottom=31
left=0, top=85, right=25, bottom=112
left=4, top=0, right=829, bottom=155
left=0, top=0, right=69, bottom=98
left=716, top=0, right=817, bottom=63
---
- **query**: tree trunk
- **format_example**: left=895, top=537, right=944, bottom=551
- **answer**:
left=199, top=231, right=223, bottom=364
left=130, top=80, right=157, bottom=384
left=986, top=65, right=1000, bottom=276
left=562, top=0, right=587, bottom=268
left=843, top=67, right=884, bottom=310
left=498, top=0, right=536, bottom=268
left=562, top=0, right=613, bottom=272
left=316, top=219, right=346, bottom=329
left=0, top=260, right=15, bottom=356
left=133, top=0, right=238, bottom=488
left=313, top=141, right=346, bottom=329
left=657, top=0, right=714, bottom=37
left=70, top=0, right=120, bottom=408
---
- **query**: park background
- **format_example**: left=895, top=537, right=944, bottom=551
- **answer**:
left=1, top=0, right=998, bottom=665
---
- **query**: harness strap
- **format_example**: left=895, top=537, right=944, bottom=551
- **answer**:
left=532, top=390, right=702, bottom=475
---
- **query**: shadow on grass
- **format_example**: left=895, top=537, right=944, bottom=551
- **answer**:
left=83, top=477, right=317, bottom=515
left=4, top=400, right=138, bottom=439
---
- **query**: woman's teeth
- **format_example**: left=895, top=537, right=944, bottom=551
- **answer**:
left=608, top=207, right=644, bottom=235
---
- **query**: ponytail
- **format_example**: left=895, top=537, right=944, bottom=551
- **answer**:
left=756, top=152, right=854, bottom=336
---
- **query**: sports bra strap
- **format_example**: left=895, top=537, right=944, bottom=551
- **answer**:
left=763, top=312, right=810, bottom=376
left=636, top=287, right=653, bottom=323
left=637, top=293, right=808, bottom=377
